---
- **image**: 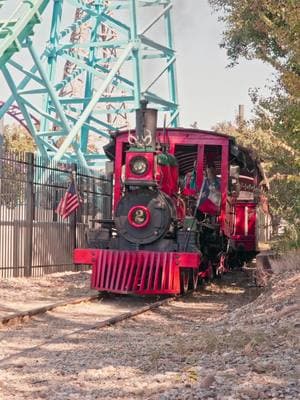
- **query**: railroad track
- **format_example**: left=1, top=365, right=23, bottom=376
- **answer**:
left=0, top=292, right=179, bottom=366
left=0, top=294, right=101, bottom=327
left=0, top=259, right=260, bottom=331
left=0, top=268, right=259, bottom=367
left=0, top=293, right=177, bottom=328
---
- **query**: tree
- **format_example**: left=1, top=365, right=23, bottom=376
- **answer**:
left=208, top=0, right=299, bottom=149
left=208, top=0, right=300, bottom=96
left=209, top=0, right=300, bottom=249
left=0, top=124, right=36, bottom=208
left=2, top=123, right=36, bottom=153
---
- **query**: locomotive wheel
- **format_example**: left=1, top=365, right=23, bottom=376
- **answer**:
left=189, top=268, right=199, bottom=290
left=208, top=260, right=215, bottom=280
left=199, top=259, right=213, bottom=281
left=180, top=270, right=190, bottom=294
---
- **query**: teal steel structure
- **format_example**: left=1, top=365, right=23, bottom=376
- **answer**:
left=0, top=0, right=179, bottom=169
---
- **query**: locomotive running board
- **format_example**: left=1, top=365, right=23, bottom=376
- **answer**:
left=73, top=249, right=200, bottom=295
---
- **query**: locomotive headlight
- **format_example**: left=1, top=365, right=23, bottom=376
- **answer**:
left=128, top=206, right=150, bottom=228
left=130, top=156, right=148, bottom=176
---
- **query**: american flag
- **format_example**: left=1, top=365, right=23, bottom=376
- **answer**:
left=56, top=176, right=82, bottom=220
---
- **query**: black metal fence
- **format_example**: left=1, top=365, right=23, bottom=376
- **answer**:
left=0, top=151, right=112, bottom=278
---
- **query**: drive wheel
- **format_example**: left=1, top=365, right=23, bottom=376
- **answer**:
left=189, top=268, right=199, bottom=290
left=180, top=270, right=189, bottom=294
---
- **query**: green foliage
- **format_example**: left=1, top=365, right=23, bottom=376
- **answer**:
left=209, top=0, right=300, bottom=249
left=3, top=123, right=36, bottom=153
left=250, top=88, right=300, bottom=150
left=208, top=0, right=300, bottom=96
left=0, top=156, right=27, bottom=208
left=0, top=124, right=35, bottom=208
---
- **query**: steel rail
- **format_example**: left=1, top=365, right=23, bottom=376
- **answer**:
left=0, top=293, right=177, bottom=328
left=0, top=294, right=100, bottom=327
left=0, top=294, right=177, bottom=367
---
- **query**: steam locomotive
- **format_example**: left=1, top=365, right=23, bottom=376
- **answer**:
left=74, top=103, right=268, bottom=295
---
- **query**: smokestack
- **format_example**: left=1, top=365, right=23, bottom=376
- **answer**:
left=135, top=100, right=157, bottom=149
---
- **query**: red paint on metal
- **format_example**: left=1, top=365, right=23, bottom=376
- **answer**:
left=113, top=129, right=231, bottom=213
left=231, top=202, right=257, bottom=251
left=73, top=249, right=200, bottom=295
left=113, top=140, right=124, bottom=211
left=139, top=253, right=148, bottom=291
left=158, top=164, right=179, bottom=196
left=125, top=152, right=154, bottom=181
left=196, top=144, right=205, bottom=191
left=220, top=143, right=229, bottom=231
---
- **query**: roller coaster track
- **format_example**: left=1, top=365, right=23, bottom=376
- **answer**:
left=0, top=1, right=179, bottom=170
left=0, top=101, right=39, bottom=131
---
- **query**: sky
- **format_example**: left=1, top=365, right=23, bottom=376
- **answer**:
left=172, top=0, right=275, bottom=129
left=0, top=0, right=275, bottom=131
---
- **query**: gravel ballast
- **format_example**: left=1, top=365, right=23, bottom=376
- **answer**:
left=0, top=258, right=299, bottom=400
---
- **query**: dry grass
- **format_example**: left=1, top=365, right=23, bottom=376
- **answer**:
left=204, top=282, right=245, bottom=295
left=271, top=250, right=300, bottom=274
left=152, top=327, right=274, bottom=359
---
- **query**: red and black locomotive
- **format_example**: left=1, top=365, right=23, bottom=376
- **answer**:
left=74, top=103, right=268, bottom=295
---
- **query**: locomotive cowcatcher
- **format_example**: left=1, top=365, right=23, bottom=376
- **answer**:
left=74, top=102, right=266, bottom=295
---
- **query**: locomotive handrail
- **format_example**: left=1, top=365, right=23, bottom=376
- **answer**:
left=89, top=219, right=115, bottom=224
left=124, top=179, right=158, bottom=187
left=0, top=0, right=49, bottom=65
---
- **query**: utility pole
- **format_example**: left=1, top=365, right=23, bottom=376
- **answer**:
left=238, top=104, right=245, bottom=129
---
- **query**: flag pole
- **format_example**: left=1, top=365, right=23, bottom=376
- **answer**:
left=72, top=163, right=77, bottom=251
left=183, top=178, right=205, bottom=251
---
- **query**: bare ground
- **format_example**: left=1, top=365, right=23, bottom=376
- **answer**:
left=0, top=271, right=96, bottom=317
left=0, top=255, right=299, bottom=400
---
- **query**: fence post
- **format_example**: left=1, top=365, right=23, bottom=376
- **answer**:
left=92, top=178, right=96, bottom=228
left=24, top=152, right=34, bottom=277
left=105, top=173, right=113, bottom=220
left=72, top=163, right=77, bottom=252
